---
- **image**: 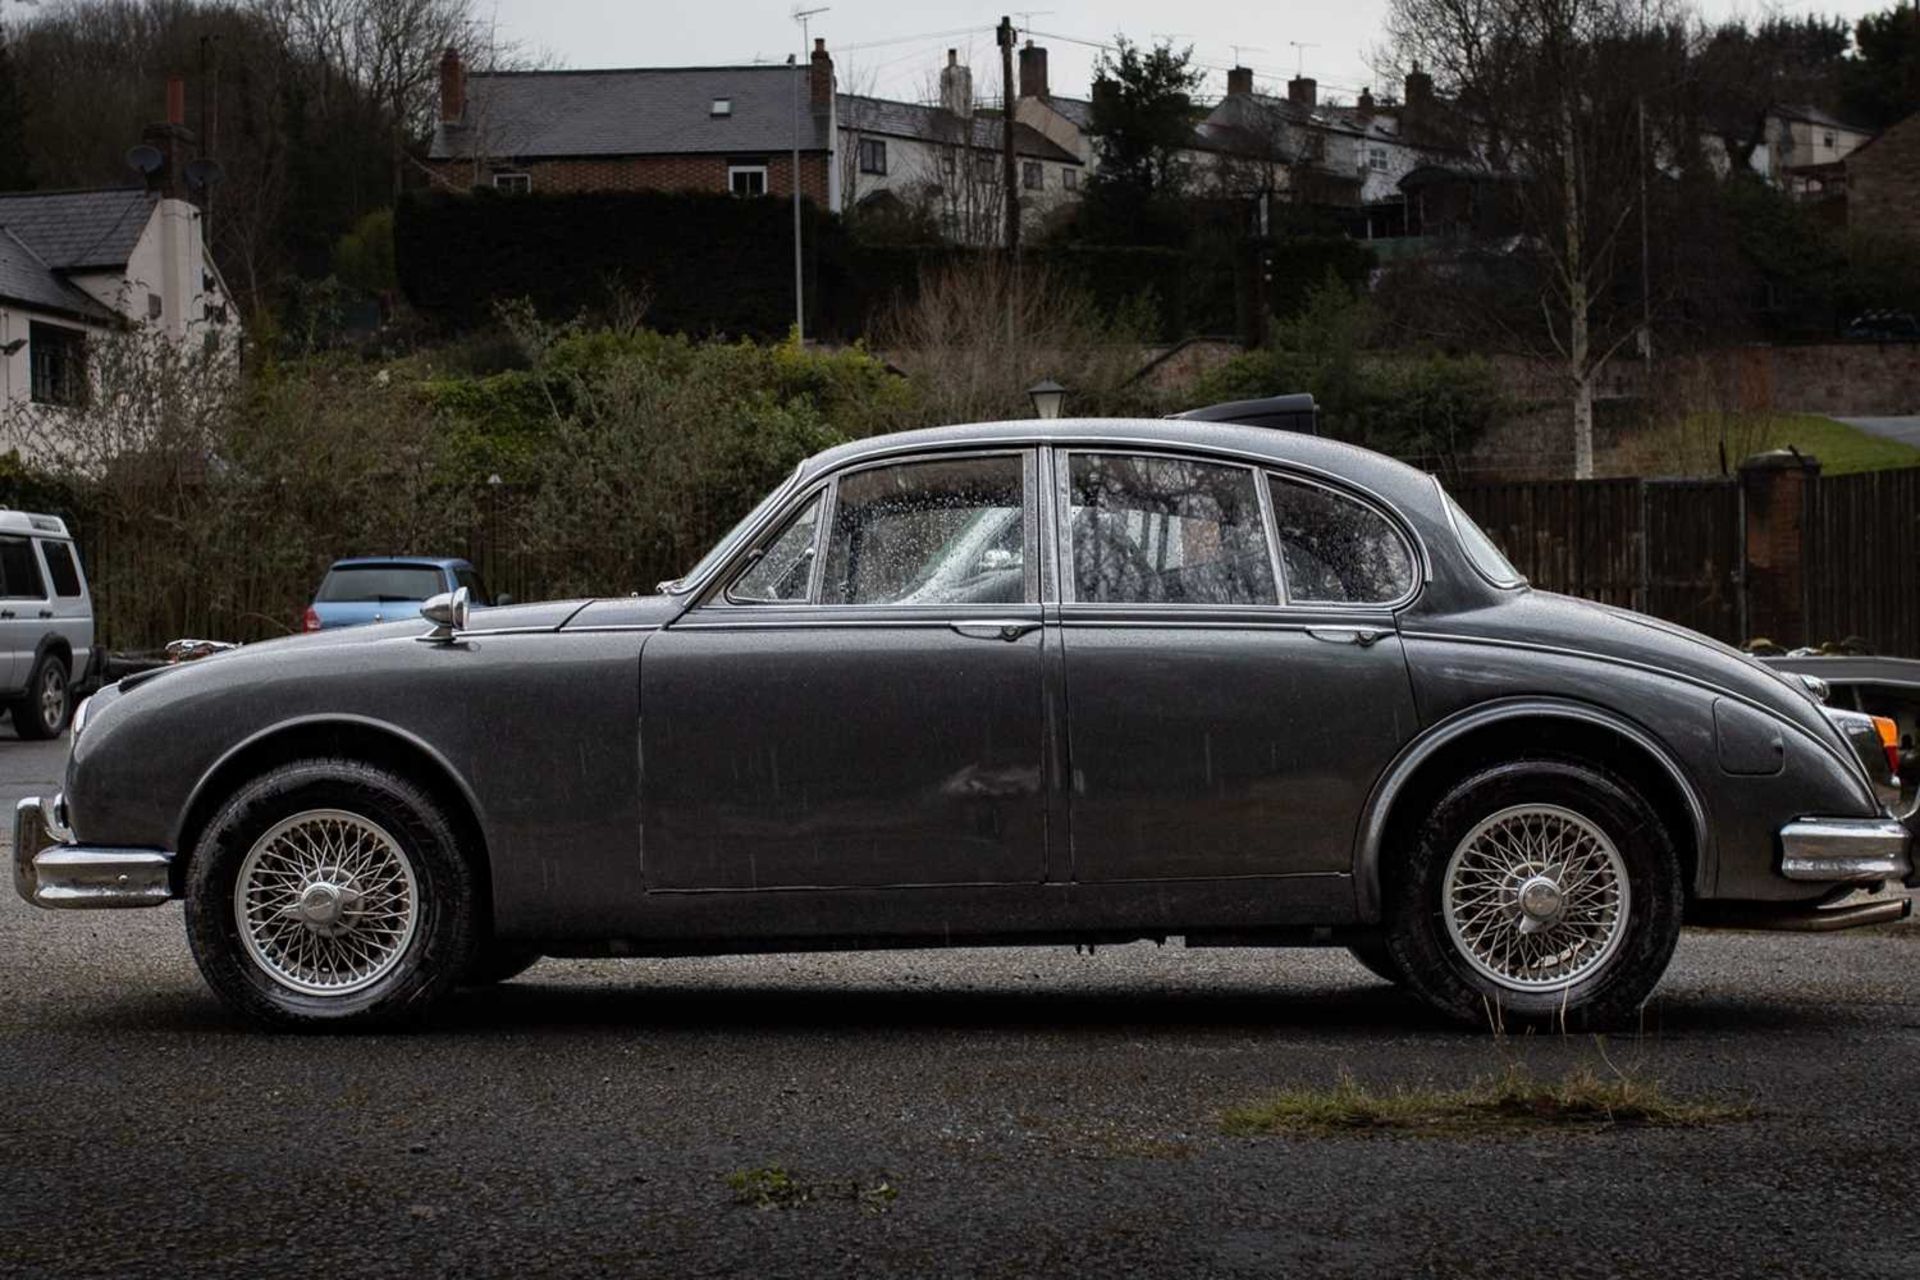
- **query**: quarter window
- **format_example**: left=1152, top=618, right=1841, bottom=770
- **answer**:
left=729, top=493, right=823, bottom=603
left=1268, top=476, right=1415, bottom=604
left=1068, top=454, right=1276, bottom=605
left=0, top=535, right=47, bottom=598
left=821, top=456, right=1027, bottom=606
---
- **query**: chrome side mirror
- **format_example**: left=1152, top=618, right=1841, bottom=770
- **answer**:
left=420, top=586, right=469, bottom=643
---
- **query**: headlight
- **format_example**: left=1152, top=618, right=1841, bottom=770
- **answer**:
left=1824, top=707, right=1902, bottom=808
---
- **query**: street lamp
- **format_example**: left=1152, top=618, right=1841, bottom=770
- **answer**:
left=1026, top=379, right=1067, bottom=419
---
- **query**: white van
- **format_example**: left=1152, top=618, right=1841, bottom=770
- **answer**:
left=0, top=511, right=93, bottom=738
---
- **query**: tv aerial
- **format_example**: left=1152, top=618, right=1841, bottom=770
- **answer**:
left=125, top=144, right=164, bottom=177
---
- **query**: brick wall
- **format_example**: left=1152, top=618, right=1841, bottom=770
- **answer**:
left=428, top=152, right=832, bottom=202
left=1847, top=114, right=1920, bottom=242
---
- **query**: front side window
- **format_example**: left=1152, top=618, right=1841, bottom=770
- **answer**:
left=858, top=138, right=887, bottom=175
left=0, top=535, right=46, bottom=599
left=1068, top=454, right=1276, bottom=606
left=38, top=540, right=82, bottom=598
left=1270, top=476, right=1416, bottom=604
left=728, top=164, right=768, bottom=197
left=821, top=456, right=1026, bottom=606
left=729, top=492, right=822, bottom=603
left=29, top=323, right=87, bottom=407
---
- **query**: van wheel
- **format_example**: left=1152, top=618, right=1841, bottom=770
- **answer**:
left=184, top=759, right=479, bottom=1029
left=12, top=652, right=69, bottom=739
left=1383, top=759, right=1683, bottom=1031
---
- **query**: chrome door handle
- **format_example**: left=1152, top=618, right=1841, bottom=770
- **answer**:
left=37, top=610, right=51, bottom=619
left=0, top=610, right=14, bottom=619
left=1307, top=626, right=1385, bottom=647
left=951, top=619, right=1041, bottom=642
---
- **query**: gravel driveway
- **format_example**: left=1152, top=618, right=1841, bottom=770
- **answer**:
left=3, top=836, right=1917, bottom=1279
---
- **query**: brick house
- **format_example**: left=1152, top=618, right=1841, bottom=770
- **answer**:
left=1845, top=113, right=1920, bottom=242
left=427, top=43, right=840, bottom=209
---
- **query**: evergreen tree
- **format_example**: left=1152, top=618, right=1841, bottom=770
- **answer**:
left=0, top=28, right=33, bottom=192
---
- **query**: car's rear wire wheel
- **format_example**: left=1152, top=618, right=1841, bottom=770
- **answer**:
left=1384, top=759, right=1682, bottom=1030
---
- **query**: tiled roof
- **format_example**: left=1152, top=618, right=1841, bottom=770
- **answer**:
left=0, top=187, right=155, bottom=271
left=430, top=66, right=833, bottom=160
left=839, top=96, right=1081, bottom=164
left=0, top=229, right=114, bottom=322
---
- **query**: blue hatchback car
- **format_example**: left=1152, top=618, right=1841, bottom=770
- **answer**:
left=303, top=557, right=505, bottom=632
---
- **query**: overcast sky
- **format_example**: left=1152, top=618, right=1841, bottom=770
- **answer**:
left=483, top=1, right=1892, bottom=104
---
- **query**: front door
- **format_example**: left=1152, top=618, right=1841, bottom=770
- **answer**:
left=1056, top=451, right=1421, bottom=882
left=0, top=534, right=48, bottom=691
left=641, top=450, right=1050, bottom=891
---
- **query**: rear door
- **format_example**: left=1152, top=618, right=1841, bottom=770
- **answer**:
left=33, top=538, right=91, bottom=682
left=1056, top=450, right=1422, bottom=882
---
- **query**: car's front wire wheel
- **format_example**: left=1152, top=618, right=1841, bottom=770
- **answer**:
left=185, top=760, right=478, bottom=1028
left=1385, top=759, right=1682, bottom=1030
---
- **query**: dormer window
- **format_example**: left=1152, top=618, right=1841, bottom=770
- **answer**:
left=712, top=98, right=733, bottom=117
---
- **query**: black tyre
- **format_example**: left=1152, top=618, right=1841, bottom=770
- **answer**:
left=1383, top=759, right=1683, bottom=1031
left=461, top=940, right=542, bottom=987
left=1346, top=941, right=1408, bottom=986
left=184, top=759, right=480, bottom=1029
left=13, top=651, right=70, bottom=740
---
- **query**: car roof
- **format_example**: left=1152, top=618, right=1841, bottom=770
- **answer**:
left=0, top=510, right=73, bottom=539
left=327, top=557, right=470, bottom=570
left=799, top=418, right=1442, bottom=512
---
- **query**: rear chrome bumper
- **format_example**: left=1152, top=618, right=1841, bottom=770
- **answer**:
left=1779, top=816, right=1914, bottom=885
left=12, top=796, right=174, bottom=909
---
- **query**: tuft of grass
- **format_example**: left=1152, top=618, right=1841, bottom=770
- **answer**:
left=1605, top=411, right=1920, bottom=478
left=1221, top=1065, right=1752, bottom=1138
left=725, top=1165, right=898, bottom=1212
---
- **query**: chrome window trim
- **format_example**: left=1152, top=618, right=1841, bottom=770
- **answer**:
left=1435, top=475, right=1526, bottom=589
left=668, top=431, right=1439, bottom=603
left=1266, top=469, right=1423, bottom=611
left=713, top=484, right=830, bottom=608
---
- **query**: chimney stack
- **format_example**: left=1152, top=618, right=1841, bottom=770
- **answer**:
left=1356, top=87, right=1376, bottom=120
left=810, top=37, right=833, bottom=112
left=939, top=49, right=974, bottom=117
left=439, top=47, right=465, bottom=125
left=1226, top=66, right=1253, bottom=97
left=1287, top=76, right=1317, bottom=110
left=1405, top=62, right=1434, bottom=111
left=1018, top=40, right=1049, bottom=99
left=142, top=79, right=196, bottom=202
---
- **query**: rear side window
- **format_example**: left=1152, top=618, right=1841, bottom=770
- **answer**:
left=1268, top=476, right=1415, bottom=605
left=1068, top=453, right=1276, bottom=605
left=38, top=540, right=83, bottom=598
left=315, top=565, right=447, bottom=603
left=0, top=535, right=46, bottom=599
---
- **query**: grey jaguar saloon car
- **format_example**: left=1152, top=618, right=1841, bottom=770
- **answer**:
left=14, top=419, right=1917, bottom=1029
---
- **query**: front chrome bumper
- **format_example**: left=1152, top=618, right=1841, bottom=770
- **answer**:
left=1779, top=815, right=1916, bottom=886
left=12, top=796, right=174, bottom=909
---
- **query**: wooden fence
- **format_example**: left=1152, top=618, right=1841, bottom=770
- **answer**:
left=1804, top=467, right=1920, bottom=657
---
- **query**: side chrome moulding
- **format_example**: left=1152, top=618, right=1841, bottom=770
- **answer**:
left=13, top=796, right=174, bottom=909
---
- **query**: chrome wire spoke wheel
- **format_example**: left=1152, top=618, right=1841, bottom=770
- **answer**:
left=1441, top=803, right=1630, bottom=993
left=233, top=809, right=420, bottom=997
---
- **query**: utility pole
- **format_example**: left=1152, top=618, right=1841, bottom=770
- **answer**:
left=791, top=6, right=829, bottom=343
left=1638, top=93, right=1653, bottom=401
left=998, top=15, right=1019, bottom=256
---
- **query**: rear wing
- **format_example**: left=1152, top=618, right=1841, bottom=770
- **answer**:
left=1171, top=393, right=1318, bottom=436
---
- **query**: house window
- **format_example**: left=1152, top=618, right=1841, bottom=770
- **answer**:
left=493, top=172, right=532, bottom=195
left=973, top=155, right=995, bottom=185
left=1062, top=166, right=1078, bottom=190
left=1368, top=147, right=1388, bottom=171
left=712, top=98, right=733, bottom=117
left=29, top=323, right=86, bottom=408
left=728, top=164, right=769, bottom=197
left=858, top=138, right=887, bottom=175
left=1822, top=130, right=1837, bottom=150
left=1022, top=160, right=1043, bottom=190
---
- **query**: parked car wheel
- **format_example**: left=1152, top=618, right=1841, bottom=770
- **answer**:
left=461, top=941, right=542, bottom=987
left=184, top=760, right=479, bottom=1029
left=1384, top=760, right=1683, bottom=1030
left=1345, top=940, right=1408, bottom=986
left=12, top=651, right=70, bottom=740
